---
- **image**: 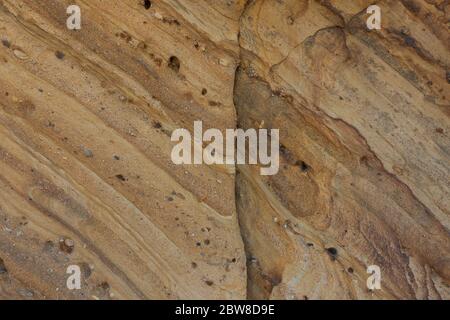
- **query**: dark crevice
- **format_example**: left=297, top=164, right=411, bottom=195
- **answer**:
left=143, top=0, right=152, bottom=10
left=233, top=0, right=265, bottom=300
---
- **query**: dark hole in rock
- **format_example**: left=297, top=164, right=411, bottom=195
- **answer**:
left=326, top=247, right=338, bottom=260
left=298, top=160, right=310, bottom=172
left=348, top=267, right=354, bottom=273
left=55, top=51, right=65, bottom=60
left=2, top=39, right=10, bottom=48
left=0, top=258, right=7, bottom=274
left=205, top=280, right=214, bottom=286
left=153, top=121, right=162, bottom=129
left=168, top=56, right=180, bottom=72
left=201, top=88, right=207, bottom=95
left=115, top=174, right=127, bottom=181
left=144, top=0, right=152, bottom=10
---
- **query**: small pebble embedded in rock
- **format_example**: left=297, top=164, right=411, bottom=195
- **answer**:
left=59, top=237, right=75, bottom=254
left=83, top=147, right=94, bottom=158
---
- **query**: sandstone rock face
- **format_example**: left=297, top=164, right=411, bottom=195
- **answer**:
left=0, top=0, right=448, bottom=300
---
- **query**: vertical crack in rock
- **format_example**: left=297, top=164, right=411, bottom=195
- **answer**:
left=233, top=0, right=291, bottom=300
left=233, top=0, right=254, bottom=300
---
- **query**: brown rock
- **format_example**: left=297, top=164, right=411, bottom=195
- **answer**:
left=0, top=0, right=448, bottom=301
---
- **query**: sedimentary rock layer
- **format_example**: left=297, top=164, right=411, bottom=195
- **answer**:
left=0, top=0, right=449, bottom=300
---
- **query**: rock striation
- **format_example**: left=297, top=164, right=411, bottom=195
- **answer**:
left=0, top=0, right=448, bottom=299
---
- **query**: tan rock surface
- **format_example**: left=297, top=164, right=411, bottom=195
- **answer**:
left=0, top=0, right=449, bottom=300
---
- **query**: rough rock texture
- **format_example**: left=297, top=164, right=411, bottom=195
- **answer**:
left=0, top=0, right=449, bottom=300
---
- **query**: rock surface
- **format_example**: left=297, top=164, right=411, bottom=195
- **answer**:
left=0, top=0, right=448, bottom=299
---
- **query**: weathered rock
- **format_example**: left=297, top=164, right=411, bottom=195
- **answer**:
left=0, top=0, right=448, bottom=300
left=236, top=0, right=449, bottom=299
left=0, top=0, right=245, bottom=300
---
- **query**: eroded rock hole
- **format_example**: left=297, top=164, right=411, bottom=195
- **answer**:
left=326, top=247, right=338, bottom=260
left=55, top=51, right=65, bottom=60
left=168, top=56, right=180, bottom=72
left=298, top=160, right=310, bottom=172
left=0, top=258, right=7, bottom=274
